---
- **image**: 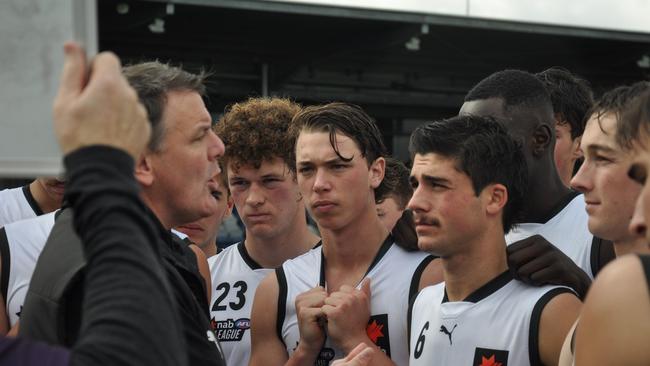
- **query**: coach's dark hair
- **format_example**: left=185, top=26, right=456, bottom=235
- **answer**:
left=123, top=62, right=206, bottom=152
left=289, top=102, right=389, bottom=198
left=535, top=67, right=594, bottom=139
left=465, top=69, right=553, bottom=117
left=618, top=88, right=650, bottom=148
left=409, top=115, right=528, bottom=233
left=587, top=81, right=650, bottom=149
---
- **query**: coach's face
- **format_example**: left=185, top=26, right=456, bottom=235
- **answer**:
left=139, top=90, right=225, bottom=228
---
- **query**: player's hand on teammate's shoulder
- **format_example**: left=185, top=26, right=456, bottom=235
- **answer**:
left=53, top=42, right=149, bottom=159
left=321, top=278, right=372, bottom=353
left=507, top=234, right=591, bottom=299
left=332, top=343, right=373, bottom=366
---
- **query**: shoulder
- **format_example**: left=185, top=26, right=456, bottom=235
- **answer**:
left=413, top=282, right=444, bottom=307
left=2, top=212, right=55, bottom=247
left=575, top=254, right=650, bottom=364
left=0, top=186, right=22, bottom=199
left=211, top=242, right=239, bottom=263
left=282, top=246, right=321, bottom=270
left=534, top=286, right=581, bottom=366
left=580, top=254, right=647, bottom=316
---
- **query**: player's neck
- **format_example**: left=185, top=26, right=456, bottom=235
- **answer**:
left=319, top=211, right=389, bottom=292
left=613, top=236, right=650, bottom=257
left=442, top=229, right=508, bottom=302
left=320, top=207, right=389, bottom=267
left=201, top=241, right=218, bottom=258
left=244, top=220, right=319, bottom=268
left=29, top=181, right=59, bottom=214
left=523, top=169, right=574, bottom=223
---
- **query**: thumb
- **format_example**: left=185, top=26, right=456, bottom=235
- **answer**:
left=56, top=42, right=86, bottom=103
left=360, top=278, right=371, bottom=297
left=352, top=347, right=373, bottom=365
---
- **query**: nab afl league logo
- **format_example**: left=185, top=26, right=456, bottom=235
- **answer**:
left=212, top=317, right=250, bottom=342
left=315, top=347, right=335, bottom=366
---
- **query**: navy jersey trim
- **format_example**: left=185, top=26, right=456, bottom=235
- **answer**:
left=443, top=270, right=512, bottom=303
left=275, top=266, right=288, bottom=348
left=640, top=255, right=650, bottom=293
left=0, top=227, right=10, bottom=306
left=406, top=255, right=434, bottom=352
left=319, top=235, right=394, bottom=287
left=406, top=287, right=420, bottom=353
left=590, top=236, right=615, bottom=278
left=528, top=287, right=575, bottom=366
left=22, top=185, right=43, bottom=216
left=408, top=255, right=435, bottom=303
left=238, top=242, right=262, bottom=270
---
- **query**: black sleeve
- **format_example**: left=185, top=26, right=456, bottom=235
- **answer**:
left=590, top=236, right=615, bottom=278
left=64, top=146, right=187, bottom=366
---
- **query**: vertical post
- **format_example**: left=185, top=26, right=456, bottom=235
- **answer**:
left=261, top=63, right=269, bottom=97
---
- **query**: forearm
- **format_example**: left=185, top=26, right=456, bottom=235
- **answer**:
left=65, top=146, right=186, bottom=366
left=285, top=343, right=320, bottom=366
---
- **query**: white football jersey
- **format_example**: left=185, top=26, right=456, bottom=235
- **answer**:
left=208, top=242, right=272, bottom=366
left=409, top=271, right=574, bottom=366
left=0, top=186, right=42, bottom=228
left=506, top=194, right=597, bottom=278
left=278, top=238, right=433, bottom=366
left=0, top=211, right=56, bottom=326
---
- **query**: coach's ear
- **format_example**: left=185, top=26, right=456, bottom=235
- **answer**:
left=483, top=183, right=508, bottom=217
left=134, top=153, right=154, bottom=187
left=369, top=157, right=385, bottom=189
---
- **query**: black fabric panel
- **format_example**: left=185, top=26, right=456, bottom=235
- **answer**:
left=22, top=185, right=43, bottom=216
left=408, top=255, right=435, bottom=303
left=528, top=287, right=576, bottom=366
left=275, top=267, right=288, bottom=348
left=238, top=241, right=262, bottom=270
left=640, top=254, right=650, bottom=293
left=0, top=227, right=10, bottom=306
left=590, top=236, right=615, bottom=278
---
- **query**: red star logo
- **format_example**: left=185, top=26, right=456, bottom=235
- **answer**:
left=366, top=320, right=384, bottom=343
left=478, top=355, right=502, bottom=366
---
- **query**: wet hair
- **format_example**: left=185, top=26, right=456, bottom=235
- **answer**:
left=376, top=157, right=413, bottom=209
left=587, top=81, right=650, bottom=150
left=535, top=67, right=594, bottom=139
left=289, top=102, right=390, bottom=199
left=215, top=97, right=302, bottom=175
left=618, top=88, right=650, bottom=148
left=123, top=62, right=206, bottom=151
left=409, top=115, right=528, bottom=233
